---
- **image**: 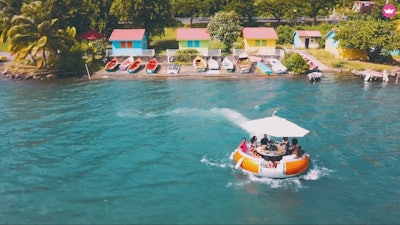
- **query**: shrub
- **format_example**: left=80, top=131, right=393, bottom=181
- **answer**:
left=282, top=52, right=309, bottom=74
left=176, top=49, right=199, bottom=62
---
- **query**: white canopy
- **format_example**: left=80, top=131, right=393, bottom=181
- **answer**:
left=241, top=115, right=309, bottom=137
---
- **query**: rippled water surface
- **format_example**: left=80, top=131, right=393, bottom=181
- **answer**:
left=0, top=74, right=399, bottom=224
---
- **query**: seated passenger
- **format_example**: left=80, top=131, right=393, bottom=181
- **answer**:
left=291, top=138, right=300, bottom=156
left=237, top=138, right=248, bottom=153
left=260, top=134, right=270, bottom=146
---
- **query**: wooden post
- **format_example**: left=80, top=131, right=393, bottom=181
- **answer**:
left=85, top=64, right=91, bottom=82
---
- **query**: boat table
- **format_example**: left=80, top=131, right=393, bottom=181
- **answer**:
left=256, top=144, right=287, bottom=161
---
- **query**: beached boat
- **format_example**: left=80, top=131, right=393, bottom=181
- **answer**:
left=236, top=53, right=252, bottom=73
left=307, top=72, right=322, bottom=83
left=105, top=58, right=119, bottom=72
left=268, top=58, right=287, bottom=74
left=145, top=57, right=159, bottom=74
left=119, top=56, right=134, bottom=71
left=0, top=55, right=6, bottom=61
left=230, top=113, right=310, bottom=178
left=127, top=58, right=142, bottom=74
left=193, top=56, right=207, bottom=72
left=256, top=61, right=272, bottom=75
left=207, top=58, right=220, bottom=70
left=222, top=57, right=234, bottom=72
left=167, top=64, right=180, bottom=74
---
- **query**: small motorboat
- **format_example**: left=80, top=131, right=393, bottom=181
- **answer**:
left=236, top=53, right=252, bottom=73
left=105, top=58, right=119, bottom=72
left=193, top=56, right=207, bottom=72
left=145, top=57, right=159, bottom=74
left=256, top=61, right=272, bottom=75
left=207, top=58, right=220, bottom=70
left=119, top=56, right=134, bottom=71
left=222, top=57, right=234, bottom=72
left=307, top=72, right=322, bottom=83
left=268, top=58, right=287, bottom=74
left=167, top=64, right=180, bottom=74
left=127, top=58, right=142, bottom=74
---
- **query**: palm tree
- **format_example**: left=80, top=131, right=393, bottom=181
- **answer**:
left=0, top=0, right=24, bottom=42
left=6, top=1, right=74, bottom=69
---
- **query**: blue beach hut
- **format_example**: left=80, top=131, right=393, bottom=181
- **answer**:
left=108, top=29, right=148, bottom=56
left=256, top=61, right=272, bottom=75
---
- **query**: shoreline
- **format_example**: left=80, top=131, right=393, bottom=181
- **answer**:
left=90, top=62, right=337, bottom=81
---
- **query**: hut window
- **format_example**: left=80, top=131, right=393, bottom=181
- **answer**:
left=121, top=42, right=126, bottom=48
left=262, top=40, right=267, bottom=46
left=255, top=40, right=260, bottom=46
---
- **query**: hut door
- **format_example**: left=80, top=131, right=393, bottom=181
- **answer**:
left=305, top=38, right=310, bottom=49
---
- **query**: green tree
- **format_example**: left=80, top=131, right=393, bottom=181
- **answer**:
left=110, top=0, right=176, bottom=43
left=0, top=0, right=24, bottom=42
left=207, top=11, right=242, bottom=51
left=7, top=1, right=75, bottom=69
left=171, top=0, right=206, bottom=25
left=276, top=25, right=296, bottom=45
left=224, top=0, right=257, bottom=26
left=301, top=0, right=339, bottom=24
left=255, top=0, right=292, bottom=25
left=335, top=18, right=400, bottom=62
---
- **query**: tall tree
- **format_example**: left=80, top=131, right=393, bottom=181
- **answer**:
left=110, top=0, right=175, bottom=42
left=84, top=0, right=119, bottom=36
left=0, top=0, right=25, bottom=42
left=255, top=0, right=293, bottom=25
left=43, top=0, right=92, bottom=34
left=300, top=0, right=339, bottom=24
left=335, top=18, right=400, bottom=62
left=171, top=0, right=206, bottom=25
left=207, top=11, right=242, bottom=50
left=7, top=1, right=75, bottom=69
left=224, top=0, right=257, bottom=26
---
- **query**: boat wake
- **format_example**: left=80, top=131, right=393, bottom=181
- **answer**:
left=118, top=107, right=250, bottom=127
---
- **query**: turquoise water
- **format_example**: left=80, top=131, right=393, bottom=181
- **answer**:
left=0, top=74, right=399, bottom=224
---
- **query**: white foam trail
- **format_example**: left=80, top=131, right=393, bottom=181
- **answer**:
left=200, top=156, right=230, bottom=168
left=118, top=107, right=250, bottom=128
left=301, top=165, right=332, bottom=180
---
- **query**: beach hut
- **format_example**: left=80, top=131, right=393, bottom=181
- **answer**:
left=293, top=30, right=322, bottom=49
left=176, top=28, right=210, bottom=56
left=108, top=29, right=150, bottom=56
left=324, top=29, right=368, bottom=60
left=76, top=30, right=104, bottom=41
left=242, top=27, right=278, bottom=55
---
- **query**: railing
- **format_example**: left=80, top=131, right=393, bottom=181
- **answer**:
left=106, top=49, right=155, bottom=57
left=166, top=49, right=222, bottom=63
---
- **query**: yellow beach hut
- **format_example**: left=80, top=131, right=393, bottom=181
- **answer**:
left=242, top=27, right=278, bottom=55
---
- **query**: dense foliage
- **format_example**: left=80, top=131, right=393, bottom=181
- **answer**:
left=335, top=18, right=400, bottom=62
left=1, top=0, right=400, bottom=74
left=282, top=52, right=309, bottom=74
left=207, top=11, right=242, bottom=51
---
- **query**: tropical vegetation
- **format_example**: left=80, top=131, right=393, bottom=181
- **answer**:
left=1, top=0, right=400, bottom=77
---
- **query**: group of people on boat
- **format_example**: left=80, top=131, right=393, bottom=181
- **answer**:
left=237, top=134, right=305, bottom=168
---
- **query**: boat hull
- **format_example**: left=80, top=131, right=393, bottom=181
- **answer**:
left=105, top=59, right=119, bottom=72
left=119, top=56, right=134, bottom=70
left=193, top=56, right=207, bottom=72
left=145, top=58, right=158, bottom=74
left=232, top=149, right=309, bottom=178
left=222, top=57, right=234, bottom=72
left=256, top=61, right=272, bottom=75
left=127, top=58, right=142, bottom=74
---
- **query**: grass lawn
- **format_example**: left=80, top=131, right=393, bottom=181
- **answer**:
left=151, top=28, right=178, bottom=55
left=306, top=49, right=398, bottom=71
